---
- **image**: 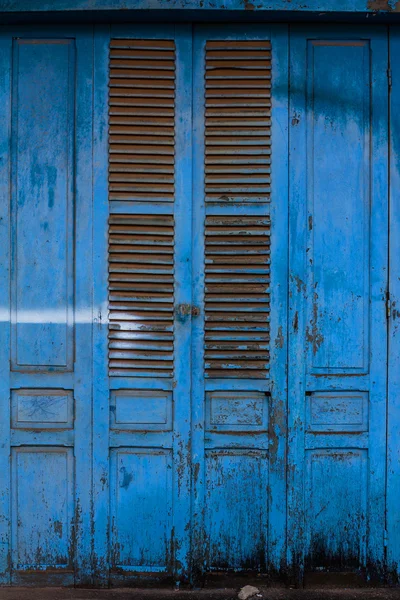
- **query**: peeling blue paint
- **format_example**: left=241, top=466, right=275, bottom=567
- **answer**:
left=0, top=0, right=398, bottom=12
left=0, top=18, right=398, bottom=590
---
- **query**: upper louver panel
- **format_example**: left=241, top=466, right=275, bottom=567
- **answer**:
left=205, top=40, right=272, bottom=203
left=108, top=39, right=176, bottom=202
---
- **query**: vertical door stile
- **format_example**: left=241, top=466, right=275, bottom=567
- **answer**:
left=191, top=27, right=207, bottom=582
left=287, top=26, right=308, bottom=585
left=73, top=26, right=95, bottom=586
left=0, top=30, right=12, bottom=586
left=268, top=25, right=289, bottom=574
left=387, top=25, right=400, bottom=583
left=172, top=23, right=193, bottom=583
left=368, top=29, right=389, bottom=576
left=92, top=23, right=111, bottom=586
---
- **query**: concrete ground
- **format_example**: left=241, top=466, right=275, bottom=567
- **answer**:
left=2, top=589, right=400, bottom=600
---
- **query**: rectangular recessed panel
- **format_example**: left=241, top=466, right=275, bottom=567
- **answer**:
left=307, top=41, right=370, bottom=373
left=205, top=40, right=271, bottom=203
left=108, top=214, right=175, bottom=377
left=110, top=390, right=172, bottom=431
left=11, top=389, right=73, bottom=430
left=11, top=447, right=74, bottom=570
left=205, top=449, right=268, bottom=570
left=305, top=449, right=368, bottom=571
left=108, top=39, right=176, bottom=202
left=206, top=391, right=267, bottom=432
left=12, top=39, right=74, bottom=370
left=110, top=448, right=172, bottom=570
left=204, top=215, right=270, bottom=378
left=306, top=392, right=368, bottom=433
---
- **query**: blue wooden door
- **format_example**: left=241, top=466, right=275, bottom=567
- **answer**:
left=191, top=25, right=288, bottom=578
left=92, top=24, right=193, bottom=585
left=92, top=23, right=289, bottom=584
left=289, top=26, right=389, bottom=584
left=0, top=26, right=94, bottom=585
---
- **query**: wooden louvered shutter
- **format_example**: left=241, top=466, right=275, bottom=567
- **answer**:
left=108, top=39, right=176, bottom=377
left=204, top=40, right=272, bottom=379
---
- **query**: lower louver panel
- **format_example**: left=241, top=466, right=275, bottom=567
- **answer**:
left=204, top=215, right=271, bottom=379
left=108, top=213, right=175, bottom=377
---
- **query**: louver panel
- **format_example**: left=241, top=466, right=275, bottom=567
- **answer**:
left=205, top=40, right=272, bottom=203
left=204, top=215, right=270, bottom=378
left=109, top=39, right=176, bottom=202
left=108, top=214, right=175, bottom=377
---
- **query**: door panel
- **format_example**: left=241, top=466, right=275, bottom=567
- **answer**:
left=289, top=27, right=388, bottom=583
left=191, top=25, right=288, bottom=577
left=0, top=26, right=93, bottom=585
left=109, top=448, right=173, bottom=570
left=93, top=24, right=193, bottom=584
left=11, top=38, right=74, bottom=371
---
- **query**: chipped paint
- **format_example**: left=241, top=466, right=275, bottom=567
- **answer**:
left=305, top=293, right=324, bottom=355
left=1, top=0, right=400, bottom=12
left=0, top=19, right=397, bottom=591
left=367, top=0, right=400, bottom=10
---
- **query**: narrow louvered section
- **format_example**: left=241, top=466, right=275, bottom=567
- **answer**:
left=204, top=215, right=270, bottom=379
left=108, top=214, right=175, bottom=377
left=205, top=40, right=271, bottom=203
left=109, top=39, right=176, bottom=202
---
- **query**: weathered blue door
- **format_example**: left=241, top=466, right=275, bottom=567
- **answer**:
left=0, top=21, right=394, bottom=588
left=0, top=27, right=94, bottom=585
left=190, top=25, right=288, bottom=578
left=289, top=27, right=389, bottom=584
left=93, top=24, right=194, bottom=585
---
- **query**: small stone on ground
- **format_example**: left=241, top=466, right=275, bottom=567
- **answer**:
left=238, top=585, right=261, bottom=600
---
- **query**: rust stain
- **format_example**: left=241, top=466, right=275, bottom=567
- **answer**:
left=119, top=466, right=133, bottom=490
left=293, top=310, right=299, bottom=334
left=306, top=293, right=324, bottom=355
left=291, top=112, right=300, bottom=126
left=291, top=273, right=306, bottom=294
left=53, top=520, right=63, bottom=539
left=275, top=325, right=284, bottom=349
left=367, top=0, right=400, bottom=10
left=268, top=399, right=285, bottom=468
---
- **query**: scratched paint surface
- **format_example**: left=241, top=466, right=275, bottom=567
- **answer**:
left=0, top=22, right=398, bottom=588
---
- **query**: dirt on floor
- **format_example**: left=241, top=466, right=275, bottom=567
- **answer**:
left=1, top=588, right=400, bottom=600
